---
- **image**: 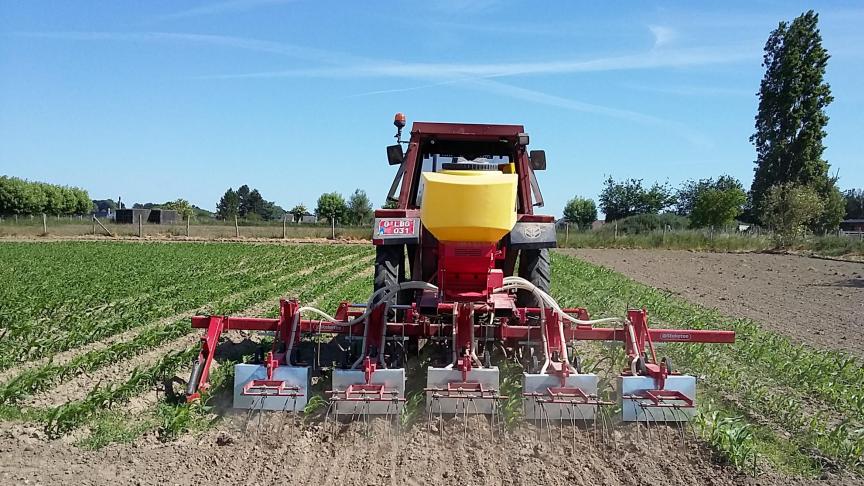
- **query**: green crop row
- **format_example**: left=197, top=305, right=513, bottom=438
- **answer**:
left=0, top=243, right=371, bottom=369
left=43, top=347, right=197, bottom=437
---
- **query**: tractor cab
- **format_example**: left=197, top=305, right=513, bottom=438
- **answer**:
left=375, top=114, right=558, bottom=309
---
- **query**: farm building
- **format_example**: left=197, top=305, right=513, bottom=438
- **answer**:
left=115, top=208, right=180, bottom=224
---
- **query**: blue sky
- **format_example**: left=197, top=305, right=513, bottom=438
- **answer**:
left=1, top=1, right=862, bottom=216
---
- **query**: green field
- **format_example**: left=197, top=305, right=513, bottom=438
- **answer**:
left=0, top=241, right=860, bottom=477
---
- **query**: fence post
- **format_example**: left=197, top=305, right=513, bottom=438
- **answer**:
left=565, top=222, right=569, bottom=245
left=138, top=214, right=143, bottom=237
left=282, top=217, right=287, bottom=239
left=614, top=221, right=618, bottom=241
left=186, top=217, right=190, bottom=237
left=92, top=216, right=96, bottom=235
left=234, top=215, right=240, bottom=238
left=331, top=216, right=336, bottom=239
left=42, top=213, right=47, bottom=234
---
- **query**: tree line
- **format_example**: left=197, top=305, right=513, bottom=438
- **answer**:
left=312, top=189, right=373, bottom=225
left=216, top=185, right=285, bottom=221
left=215, top=185, right=375, bottom=226
left=563, top=10, right=858, bottom=241
left=0, top=176, right=92, bottom=216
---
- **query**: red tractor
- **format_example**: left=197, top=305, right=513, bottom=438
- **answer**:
left=186, top=114, right=734, bottom=423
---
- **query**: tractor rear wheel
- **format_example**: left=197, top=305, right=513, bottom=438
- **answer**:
left=374, top=244, right=405, bottom=306
left=516, top=248, right=551, bottom=308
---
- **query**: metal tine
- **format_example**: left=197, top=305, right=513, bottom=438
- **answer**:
left=461, top=397, right=469, bottom=440
left=323, top=398, right=337, bottom=436
left=531, top=400, right=541, bottom=442
left=642, top=404, right=653, bottom=447
left=645, top=404, right=661, bottom=447
left=436, top=396, right=444, bottom=436
left=556, top=405, right=564, bottom=442
left=243, top=395, right=264, bottom=435
left=540, top=402, right=552, bottom=442
left=573, top=402, right=586, bottom=449
left=469, top=397, right=483, bottom=442
left=602, top=404, right=615, bottom=446
left=275, top=394, right=293, bottom=440
left=671, top=406, right=688, bottom=447
left=426, top=396, right=435, bottom=432
left=363, top=399, right=371, bottom=438
left=631, top=400, right=643, bottom=443
left=243, top=395, right=258, bottom=433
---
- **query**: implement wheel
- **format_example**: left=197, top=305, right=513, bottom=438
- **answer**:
left=516, top=248, right=551, bottom=308
left=374, top=244, right=405, bottom=307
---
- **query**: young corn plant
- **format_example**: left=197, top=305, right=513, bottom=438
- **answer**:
left=695, top=405, right=757, bottom=473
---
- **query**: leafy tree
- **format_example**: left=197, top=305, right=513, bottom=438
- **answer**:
left=217, top=188, right=240, bottom=220
left=814, top=184, right=845, bottom=233
left=259, top=201, right=285, bottom=221
left=236, top=185, right=251, bottom=217
left=845, top=189, right=864, bottom=219
left=93, top=199, right=117, bottom=212
left=750, top=10, right=842, bottom=230
left=163, top=198, right=194, bottom=220
left=289, top=204, right=307, bottom=223
left=0, top=176, right=91, bottom=215
left=347, top=189, right=373, bottom=225
left=382, top=199, right=399, bottom=209
left=562, top=197, right=597, bottom=228
left=690, top=187, right=747, bottom=229
left=599, top=177, right=676, bottom=221
left=760, top=183, right=824, bottom=246
left=244, top=189, right=265, bottom=219
left=676, top=175, right=744, bottom=216
left=315, top=192, right=347, bottom=224
left=73, top=189, right=93, bottom=214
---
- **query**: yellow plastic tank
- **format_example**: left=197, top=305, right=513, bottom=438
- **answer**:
left=420, top=169, right=517, bottom=243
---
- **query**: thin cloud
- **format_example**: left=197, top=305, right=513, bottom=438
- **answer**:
left=466, top=79, right=713, bottom=148
left=9, top=31, right=359, bottom=64
left=620, top=82, right=753, bottom=97
left=196, top=44, right=758, bottom=80
left=12, top=30, right=719, bottom=147
left=154, top=0, right=298, bottom=21
left=648, top=25, right=677, bottom=48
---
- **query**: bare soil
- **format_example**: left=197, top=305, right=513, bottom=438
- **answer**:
left=565, top=249, right=864, bottom=357
left=4, top=414, right=841, bottom=486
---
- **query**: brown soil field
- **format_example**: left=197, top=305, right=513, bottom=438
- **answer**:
left=566, top=249, right=864, bottom=356
left=1, top=415, right=822, bottom=486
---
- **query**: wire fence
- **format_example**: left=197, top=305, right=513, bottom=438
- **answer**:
left=0, top=213, right=371, bottom=240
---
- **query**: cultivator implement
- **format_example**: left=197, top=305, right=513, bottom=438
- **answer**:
left=186, top=115, right=735, bottom=430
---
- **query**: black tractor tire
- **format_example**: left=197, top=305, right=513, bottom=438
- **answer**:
left=374, top=244, right=405, bottom=306
left=516, top=248, right=551, bottom=308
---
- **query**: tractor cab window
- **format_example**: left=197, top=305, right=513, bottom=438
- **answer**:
left=415, top=154, right=511, bottom=206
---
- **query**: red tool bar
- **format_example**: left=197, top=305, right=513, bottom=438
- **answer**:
left=192, top=316, right=734, bottom=344
left=191, top=316, right=280, bottom=331
left=569, top=327, right=735, bottom=344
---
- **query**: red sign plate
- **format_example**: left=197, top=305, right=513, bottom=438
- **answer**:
left=377, top=219, right=416, bottom=236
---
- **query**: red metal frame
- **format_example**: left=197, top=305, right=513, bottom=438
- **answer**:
left=387, top=122, right=539, bottom=215
left=187, top=295, right=735, bottom=401
left=185, top=120, right=736, bottom=406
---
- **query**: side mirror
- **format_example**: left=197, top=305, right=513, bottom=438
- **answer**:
left=387, top=144, right=404, bottom=166
left=529, top=150, right=546, bottom=170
